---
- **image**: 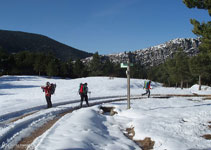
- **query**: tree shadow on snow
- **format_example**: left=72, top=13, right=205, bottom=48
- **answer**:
left=0, top=76, right=39, bottom=82
left=62, top=149, right=94, bottom=150
left=149, top=103, right=211, bottom=111
left=0, top=83, right=40, bottom=90
left=0, top=93, right=14, bottom=96
left=188, top=148, right=211, bottom=150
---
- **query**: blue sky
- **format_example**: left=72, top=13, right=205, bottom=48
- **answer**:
left=0, top=0, right=210, bottom=54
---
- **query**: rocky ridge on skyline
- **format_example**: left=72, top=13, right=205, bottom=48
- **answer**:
left=83, top=38, right=200, bottom=67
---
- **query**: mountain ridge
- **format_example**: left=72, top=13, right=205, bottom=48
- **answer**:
left=83, top=38, right=200, bottom=67
left=0, top=29, right=92, bottom=61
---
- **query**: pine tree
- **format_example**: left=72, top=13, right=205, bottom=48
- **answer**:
left=175, top=49, right=190, bottom=89
left=102, top=59, right=114, bottom=76
left=14, top=51, right=35, bottom=75
left=131, top=63, right=147, bottom=79
left=73, top=59, right=87, bottom=78
left=189, top=53, right=211, bottom=90
left=183, top=0, right=211, bottom=15
left=183, top=0, right=211, bottom=88
left=60, top=62, right=71, bottom=78
left=34, top=53, right=47, bottom=76
left=65, top=59, right=74, bottom=78
left=166, top=57, right=178, bottom=87
left=0, top=48, right=9, bottom=75
left=46, top=59, right=59, bottom=77
left=89, top=52, right=103, bottom=76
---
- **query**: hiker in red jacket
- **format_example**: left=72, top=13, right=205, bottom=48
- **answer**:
left=142, top=80, right=151, bottom=98
left=79, top=83, right=89, bottom=108
left=41, top=82, right=52, bottom=108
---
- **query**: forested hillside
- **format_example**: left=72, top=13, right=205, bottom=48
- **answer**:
left=0, top=30, right=92, bottom=61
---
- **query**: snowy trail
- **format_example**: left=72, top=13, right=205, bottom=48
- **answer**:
left=0, top=95, right=126, bottom=124
left=1, top=76, right=211, bottom=149
left=0, top=95, right=138, bottom=149
left=1, top=94, right=207, bottom=150
left=0, top=94, right=173, bottom=149
left=1, top=93, right=202, bottom=124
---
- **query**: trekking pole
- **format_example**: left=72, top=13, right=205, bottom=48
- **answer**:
left=88, top=91, right=91, bottom=98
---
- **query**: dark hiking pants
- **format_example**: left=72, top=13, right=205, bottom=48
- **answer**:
left=80, top=94, right=89, bottom=107
left=142, top=89, right=150, bottom=98
left=46, top=95, right=52, bottom=108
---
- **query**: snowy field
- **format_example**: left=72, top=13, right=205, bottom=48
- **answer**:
left=0, top=75, right=211, bottom=150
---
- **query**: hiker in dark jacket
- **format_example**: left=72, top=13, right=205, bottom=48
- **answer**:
left=79, top=83, right=89, bottom=107
left=41, top=82, right=52, bottom=108
left=142, top=80, right=151, bottom=98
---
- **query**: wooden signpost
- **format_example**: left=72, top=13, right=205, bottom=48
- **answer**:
left=120, top=61, right=133, bottom=109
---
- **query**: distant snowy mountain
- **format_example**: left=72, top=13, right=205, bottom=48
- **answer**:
left=83, top=38, right=200, bottom=67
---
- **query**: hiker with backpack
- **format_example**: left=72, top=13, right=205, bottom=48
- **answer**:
left=41, top=82, right=56, bottom=108
left=142, top=80, right=151, bottom=98
left=79, top=83, right=89, bottom=108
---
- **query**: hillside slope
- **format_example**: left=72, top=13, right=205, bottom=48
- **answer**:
left=0, top=30, right=92, bottom=60
left=83, top=38, right=200, bottom=67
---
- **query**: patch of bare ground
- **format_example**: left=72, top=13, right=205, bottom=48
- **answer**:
left=124, top=127, right=155, bottom=150
left=13, top=110, right=73, bottom=150
left=203, top=97, right=211, bottom=100
left=100, top=106, right=117, bottom=116
left=10, top=111, right=38, bottom=123
left=201, top=122, right=211, bottom=140
left=99, top=107, right=155, bottom=149
left=202, top=134, right=211, bottom=140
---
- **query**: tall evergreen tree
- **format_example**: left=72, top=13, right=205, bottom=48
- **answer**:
left=183, top=0, right=211, bottom=15
left=88, top=52, right=103, bottom=76
left=183, top=0, right=211, bottom=88
left=14, top=51, right=35, bottom=75
left=175, top=49, right=190, bottom=89
left=0, top=48, right=10, bottom=75
left=34, top=53, right=47, bottom=76
left=46, top=59, right=60, bottom=77
left=73, top=59, right=87, bottom=78
left=166, top=57, right=178, bottom=86
left=189, top=53, right=211, bottom=90
left=130, top=63, right=147, bottom=79
left=62, top=59, right=74, bottom=78
left=102, top=59, right=114, bottom=76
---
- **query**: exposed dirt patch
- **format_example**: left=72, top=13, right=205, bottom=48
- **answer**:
left=10, top=111, right=38, bottom=123
left=14, top=109, right=73, bottom=150
left=203, top=97, right=211, bottom=100
left=202, top=134, right=211, bottom=140
left=125, top=127, right=135, bottom=139
left=135, top=137, right=155, bottom=150
left=124, top=127, right=155, bottom=150
left=100, top=106, right=117, bottom=116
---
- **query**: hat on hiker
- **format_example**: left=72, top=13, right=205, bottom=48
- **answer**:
left=46, top=82, right=50, bottom=86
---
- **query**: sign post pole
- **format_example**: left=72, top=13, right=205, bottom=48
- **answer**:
left=120, top=56, right=133, bottom=109
left=127, top=60, right=130, bottom=109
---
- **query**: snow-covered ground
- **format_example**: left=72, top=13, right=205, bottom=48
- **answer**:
left=0, top=75, right=211, bottom=150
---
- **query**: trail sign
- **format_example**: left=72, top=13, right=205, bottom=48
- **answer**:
left=120, top=63, right=133, bottom=68
left=120, top=63, right=128, bottom=68
left=120, top=61, right=133, bottom=109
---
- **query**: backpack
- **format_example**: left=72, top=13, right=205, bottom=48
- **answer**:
left=83, top=84, right=88, bottom=94
left=79, top=84, right=84, bottom=94
left=144, top=81, right=150, bottom=89
left=50, top=83, right=56, bottom=95
left=79, top=83, right=88, bottom=94
left=144, top=81, right=147, bottom=88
